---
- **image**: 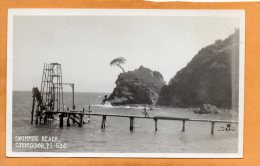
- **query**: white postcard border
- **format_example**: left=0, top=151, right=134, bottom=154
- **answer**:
left=6, top=9, right=245, bottom=158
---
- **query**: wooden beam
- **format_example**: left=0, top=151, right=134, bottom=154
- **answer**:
left=155, top=116, right=189, bottom=121
left=69, top=115, right=80, bottom=125
left=52, top=112, right=238, bottom=124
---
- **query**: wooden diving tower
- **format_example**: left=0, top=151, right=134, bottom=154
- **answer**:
left=31, top=63, right=76, bottom=125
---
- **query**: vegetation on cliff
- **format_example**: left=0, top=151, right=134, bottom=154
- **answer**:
left=157, top=30, right=240, bottom=109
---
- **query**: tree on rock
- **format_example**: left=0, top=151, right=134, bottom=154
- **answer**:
left=110, top=57, right=126, bottom=73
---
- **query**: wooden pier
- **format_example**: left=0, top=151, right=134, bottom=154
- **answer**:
left=34, top=109, right=238, bottom=135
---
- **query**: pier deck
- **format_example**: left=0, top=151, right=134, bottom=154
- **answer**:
left=41, top=110, right=238, bottom=135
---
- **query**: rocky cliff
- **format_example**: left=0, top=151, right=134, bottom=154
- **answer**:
left=157, top=30, right=240, bottom=109
left=108, top=66, right=166, bottom=105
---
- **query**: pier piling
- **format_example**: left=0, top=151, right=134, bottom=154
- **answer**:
left=182, top=120, right=186, bottom=132
left=79, top=114, right=83, bottom=127
left=44, top=115, right=47, bottom=124
left=35, top=110, right=39, bottom=125
left=31, top=95, right=35, bottom=124
left=79, top=108, right=85, bottom=127
left=154, top=118, right=158, bottom=131
left=59, top=114, right=64, bottom=128
left=39, top=116, right=43, bottom=124
left=130, top=117, right=135, bottom=131
left=87, top=105, right=91, bottom=123
left=101, top=115, right=106, bottom=129
left=211, top=121, right=215, bottom=135
left=72, top=83, right=75, bottom=110
left=67, top=113, right=70, bottom=127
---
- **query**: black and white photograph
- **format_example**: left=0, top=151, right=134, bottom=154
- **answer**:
left=6, top=9, right=245, bottom=158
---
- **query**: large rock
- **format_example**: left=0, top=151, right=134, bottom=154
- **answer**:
left=108, top=66, right=166, bottom=105
left=157, top=30, right=240, bottom=109
left=194, top=104, right=219, bottom=114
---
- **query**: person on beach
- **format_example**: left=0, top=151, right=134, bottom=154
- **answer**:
left=101, top=95, right=108, bottom=105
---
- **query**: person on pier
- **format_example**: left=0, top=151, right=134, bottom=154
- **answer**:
left=101, top=95, right=108, bottom=105
left=143, top=106, right=149, bottom=117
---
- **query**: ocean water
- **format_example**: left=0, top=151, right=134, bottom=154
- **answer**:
left=12, top=91, right=239, bottom=153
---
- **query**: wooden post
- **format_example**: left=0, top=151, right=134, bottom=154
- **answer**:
left=72, top=114, right=76, bottom=124
left=79, top=114, right=83, bottom=127
left=35, top=109, right=39, bottom=125
left=67, top=113, right=70, bottom=127
left=79, top=108, right=84, bottom=127
left=154, top=118, right=158, bottom=131
left=182, top=120, right=185, bottom=132
left=88, top=105, right=91, bottom=118
left=130, top=117, right=134, bottom=131
left=31, top=95, right=35, bottom=124
left=44, top=115, right=47, bottom=124
left=87, top=105, right=91, bottom=123
left=39, top=116, right=42, bottom=124
left=72, top=84, right=75, bottom=110
left=211, top=121, right=215, bottom=135
left=59, top=114, right=64, bottom=128
left=47, top=115, right=50, bottom=124
left=101, top=115, right=106, bottom=129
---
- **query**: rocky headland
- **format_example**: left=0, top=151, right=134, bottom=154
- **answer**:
left=157, top=30, right=240, bottom=109
left=108, top=66, right=166, bottom=105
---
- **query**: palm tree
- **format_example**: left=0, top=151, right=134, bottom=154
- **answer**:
left=110, top=57, right=126, bottom=73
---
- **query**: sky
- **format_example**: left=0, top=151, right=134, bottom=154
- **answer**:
left=12, top=12, right=240, bottom=93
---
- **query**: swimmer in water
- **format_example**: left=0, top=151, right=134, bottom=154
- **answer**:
left=226, top=123, right=231, bottom=131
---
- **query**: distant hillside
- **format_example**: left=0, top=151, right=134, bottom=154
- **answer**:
left=108, top=66, right=166, bottom=105
left=157, top=30, right=240, bottom=109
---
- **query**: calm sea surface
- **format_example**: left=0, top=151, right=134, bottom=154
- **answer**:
left=12, top=91, right=239, bottom=153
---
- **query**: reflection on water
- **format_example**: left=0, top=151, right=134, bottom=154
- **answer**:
left=12, top=91, right=238, bottom=153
